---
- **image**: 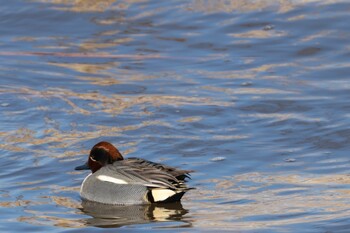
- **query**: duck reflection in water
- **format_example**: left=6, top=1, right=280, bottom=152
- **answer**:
left=80, top=200, right=191, bottom=228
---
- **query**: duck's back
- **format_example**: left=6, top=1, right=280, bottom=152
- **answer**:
left=125, top=157, right=193, bottom=181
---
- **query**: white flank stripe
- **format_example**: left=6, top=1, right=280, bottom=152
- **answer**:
left=151, top=188, right=176, bottom=202
left=97, top=175, right=128, bottom=184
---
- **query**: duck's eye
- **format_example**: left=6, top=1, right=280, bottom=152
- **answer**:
left=90, top=155, right=97, bottom=162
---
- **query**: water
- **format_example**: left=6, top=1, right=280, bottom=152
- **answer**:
left=1, top=0, right=350, bottom=232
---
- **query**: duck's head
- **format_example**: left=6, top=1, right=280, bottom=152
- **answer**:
left=75, top=141, right=124, bottom=173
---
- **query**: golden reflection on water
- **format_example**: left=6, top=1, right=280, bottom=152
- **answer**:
left=0, top=86, right=232, bottom=117
left=35, top=0, right=128, bottom=12
left=0, top=86, right=233, bottom=159
left=49, top=62, right=120, bottom=75
left=76, top=76, right=121, bottom=86
left=229, top=30, right=287, bottom=39
left=33, top=0, right=344, bottom=14
left=77, top=72, right=160, bottom=84
left=188, top=0, right=295, bottom=13
left=202, top=85, right=296, bottom=95
left=50, top=196, right=81, bottom=209
left=18, top=213, right=85, bottom=228
left=178, top=116, right=203, bottom=123
left=0, top=199, right=43, bottom=208
left=300, top=31, right=332, bottom=42
left=78, top=38, right=134, bottom=51
left=244, top=113, right=324, bottom=122
left=186, top=172, right=350, bottom=230
left=0, top=58, right=303, bottom=158
left=194, top=63, right=298, bottom=80
left=188, top=0, right=344, bottom=14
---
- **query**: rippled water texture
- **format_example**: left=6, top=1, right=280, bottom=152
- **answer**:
left=1, top=0, right=350, bottom=232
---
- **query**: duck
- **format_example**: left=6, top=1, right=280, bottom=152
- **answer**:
left=75, top=141, right=193, bottom=205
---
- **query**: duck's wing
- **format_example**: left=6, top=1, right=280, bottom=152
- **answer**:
left=102, top=160, right=181, bottom=190
left=125, top=157, right=193, bottom=181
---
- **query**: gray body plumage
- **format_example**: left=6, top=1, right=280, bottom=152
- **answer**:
left=80, top=158, right=192, bottom=205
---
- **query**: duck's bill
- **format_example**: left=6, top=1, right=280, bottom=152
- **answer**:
left=75, top=162, right=90, bottom=170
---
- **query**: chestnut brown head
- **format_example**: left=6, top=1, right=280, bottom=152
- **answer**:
left=75, top=141, right=123, bottom=173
